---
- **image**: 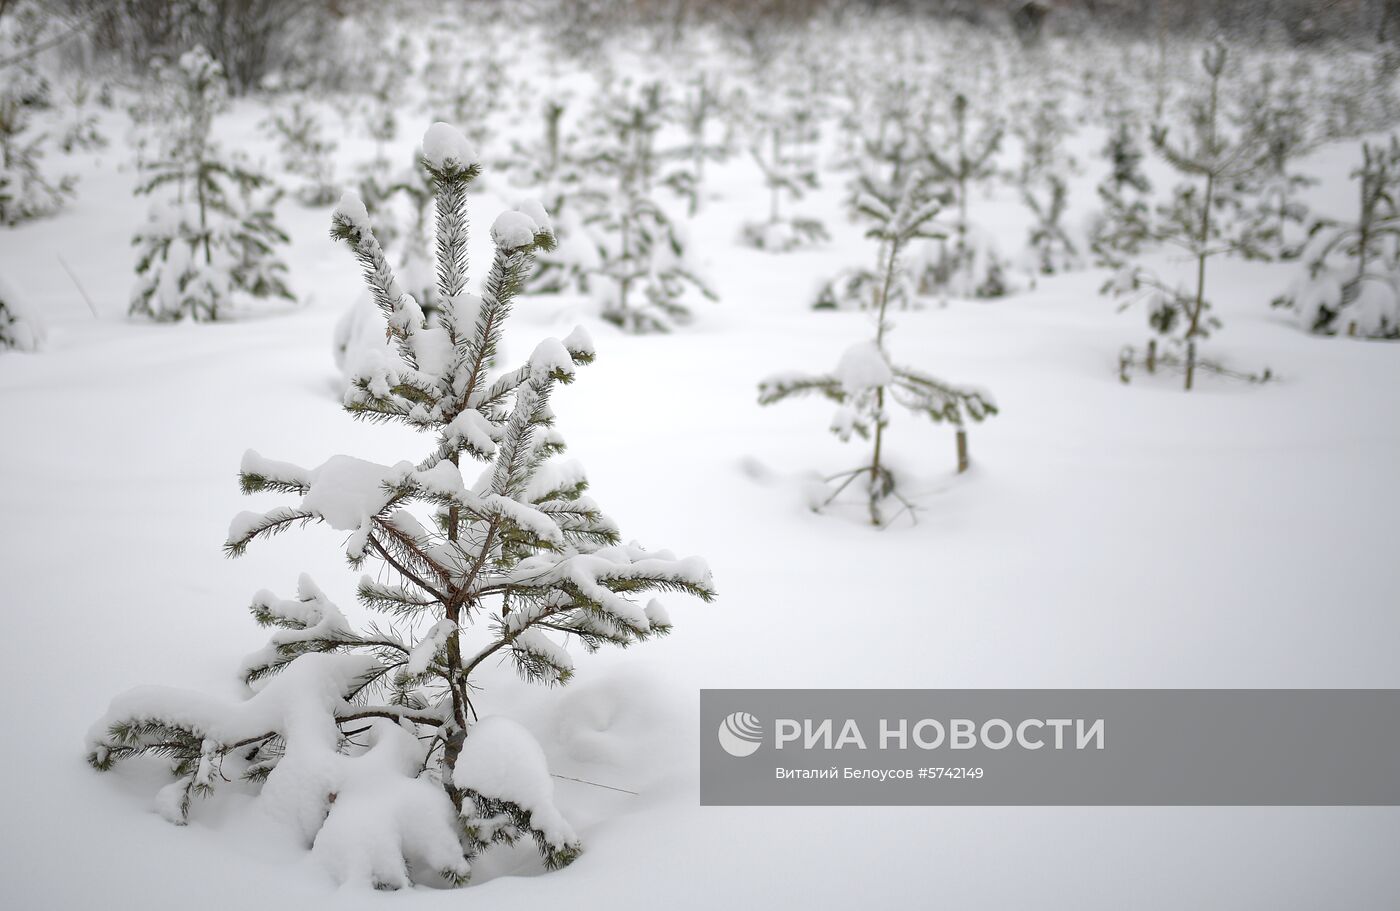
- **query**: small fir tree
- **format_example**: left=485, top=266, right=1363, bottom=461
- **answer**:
left=88, top=123, right=715, bottom=887
left=0, top=92, right=75, bottom=225
left=675, top=71, right=730, bottom=216
left=58, top=78, right=108, bottom=155
left=920, top=92, right=1009, bottom=298
left=1106, top=42, right=1269, bottom=390
left=1022, top=175, right=1080, bottom=275
left=576, top=81, right=715, bottom=332
left=760, top=169, right=998, bottom=527
left=1228, top=60, right=1315, bottom=260
left=129, top=48, right=293, bottom=322
left=503, top=97, right=598, bottom=295
left=263, top=100, right=339, bottom=207
left=1089, top=117, right=1153, bottom=266
left=1275, top=136, right=1400, bottom=338
left=741, top=108, right=829, bottom=251
left=817, top=82, right=930, bottom=312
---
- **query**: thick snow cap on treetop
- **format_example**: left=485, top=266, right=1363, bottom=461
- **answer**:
left=492, top=201, right=554, bottom=250
left=421, top=122, right=480, bottom=173
left=332, top=191, right=373, bottom=236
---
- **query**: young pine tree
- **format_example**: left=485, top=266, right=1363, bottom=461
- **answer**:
left=129, top=48, right=293, bottom=322
left=760, top=169, right=997, bottom=527
left=675, top=71, right=731, bottom=217
left=816, top=84, right=930, bottom=312
left=577, top=81, right=715, bottom=332
left=1232, top=61, right=1315, bottom=260
left=1089, top=117, right=1153, bottom=266
left=263, top=100, right=339, bottom=207
left=1276, top=136, right=1400, bottom=339
left=1106, top=42, right=1269, bottom=390
left=1022, top=175, right=1080, bottom=275
left=58, top=78, right=108, bottom=155
left=741, top=106, right=829, bottom=252
left=88, top=123, right=715, bottom=888
left=921, top=93, right=1008, bottom=298
left=503, top=98, right=598, bottom=295
left=0, top=92, right=75, bottom=225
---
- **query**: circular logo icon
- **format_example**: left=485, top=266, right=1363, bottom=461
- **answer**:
left=717, top=712, right=763, bottom=757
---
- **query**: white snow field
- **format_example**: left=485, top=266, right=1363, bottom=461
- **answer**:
left=4, top=20, right=1400, bottom=911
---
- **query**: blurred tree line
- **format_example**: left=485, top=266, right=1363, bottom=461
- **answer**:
left=20, top=0, right=1400, bottom=98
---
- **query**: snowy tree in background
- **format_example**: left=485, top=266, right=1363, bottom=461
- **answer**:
left=423, top=37, right=508, bottom=155
left=1107, top=43, right=1270, bottom=390
left=1089, top=117, right=1153, bottom=265
left=577, top=81, right=715, bottom=332
left=359, top=35, right=414, bottom=172
left=1022, top=175, right=1080, bottom=275
left=740, top=103, right=829, bottom=251
left=1232, top=61, right=1315, bottom=260
left=1275, top=136, right=1400, bottom=338
left=817, top=81, right=930, bottom=311
left=0, top=275, right=43, bottom=352
left=0, top=92, right=75, bottom=226
left=761, top=169, right=997, bottom=526
left=920, top=92, right=1011, bottom=298
left=504, top=97, right=598, bottom=295
left=675, top=71, right=731, bottom=216
left=58, top=78, right=108, bottom=155
left=88, top=123, right=715, bottom=887
left=263, top=100, right=339, bottom=207
left=129, top=48, right=293, bottom=322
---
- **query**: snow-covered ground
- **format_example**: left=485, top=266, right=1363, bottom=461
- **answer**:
left=4, top=28, right=1400, bottom=911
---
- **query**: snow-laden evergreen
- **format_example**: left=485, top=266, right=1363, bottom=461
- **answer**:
left=129, top=48, right=293, bottom=322
left=262, top=100, right=339, bottom=207
left=0, top=90, right=74, bottom=226
left=1104, top=43, right=1272, bottom=389
left=576, top=80, right=716, bottom=332
left=1276, top=135, right=1400, bottom=338
left=761, top=166, right=997, bottom=526
left=88, top=122, right=715, bottom=888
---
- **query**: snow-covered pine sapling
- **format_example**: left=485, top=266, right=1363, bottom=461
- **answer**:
left=88, top=123, right=716, bottom=888
left=423, top=44, right=507, bottom=154
left=1010, top=92, right=1076, bottom=189
left=577, top=81, right=715, bottom=332
left=0, top=92, right=75, bottom=225
left=741, top=108, right=829, bottom=252
left=1275, top=136, right=1400, bottom=338
left=921, top=93, right=1007, bottom=298
left=58, top=78, right=107, bottom=154
left=1022, top=175, right=1080, bottom=275
left=676, top=72, right=729, bottom=216
left=129, top=47, right=292, bottom=322
left=1089, top=117, right=1153, bottom=266
left=366, top=36, right=414, bottom=167
left=504, top=99, right=596, bottom=295
left=263, top=100, right=339, bottom=206
left=817, top=85, right=929, bottom=312
left=1232, top=61, right=1315, bottom=259
left=0, top=275, right=43, bottom=351
left=1108, top=42, right=1268, bottom=390
left=760, top=171, right=997, bottom=527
